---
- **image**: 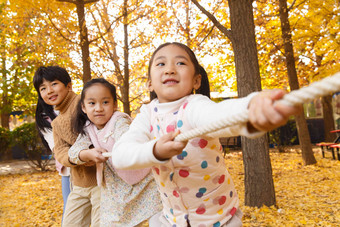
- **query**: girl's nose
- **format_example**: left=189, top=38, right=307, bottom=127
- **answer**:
left=95, top=104, right=103, bottom=111
left=165, top=65, right=175, bottom=75
left=47, top=86, right=53, bottom=94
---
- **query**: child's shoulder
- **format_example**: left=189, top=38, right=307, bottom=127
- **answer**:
left=114, top=111, right=131, bottom=122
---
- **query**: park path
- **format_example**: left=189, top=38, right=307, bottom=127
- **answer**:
left=0, top=159, right=55, bottom=175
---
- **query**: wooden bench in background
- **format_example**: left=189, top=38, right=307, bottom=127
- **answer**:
left=316, top=142, right=338, bottom=160
left=316, top=129, right=340, bottom=161
left=330, top=144, right=340, bottom=161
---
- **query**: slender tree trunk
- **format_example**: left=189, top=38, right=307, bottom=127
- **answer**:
left=0, top=112, right=9, bottom=129
left=229, top=0, right=276, bottom=207
left=1, top=53, right=10, bottom=129
left=322, top=95, right=336, bottom=142
left=76, top=0, right=91, bottom=83
left=185, top=0, right=191, bottom=47
left=58, top=0, right=98, bottom=83
left=316, top=54, right=336, bottom=142
left=122, top=0, right=131, bottom=115
left=278, top=0, right=316, bottom=165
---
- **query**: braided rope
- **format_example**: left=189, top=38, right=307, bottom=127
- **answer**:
left=174, top=72, right=340, bottom=142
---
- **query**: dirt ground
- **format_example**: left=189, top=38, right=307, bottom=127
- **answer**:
left=0, top=159, right=56, bottom=175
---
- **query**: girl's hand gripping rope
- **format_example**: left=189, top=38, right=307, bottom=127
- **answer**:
left=153, top=130, right=188, bottom=161
left=247, top=89, right=303, bottom=132
left=79, top=147, right=109, bottom=164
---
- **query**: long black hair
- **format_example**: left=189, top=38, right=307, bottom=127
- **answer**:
left=72, top=78, right=117, bottom=135
left=148, top=42, right=210, bottom=100
left=33, top=66, right=71, bottom=132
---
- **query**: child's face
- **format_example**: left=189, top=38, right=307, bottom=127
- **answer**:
left=149, top=44, right=201, bottom=103
left=81, top=83, right=117, bottom=130
left=39, top=79, right=71, bottom=106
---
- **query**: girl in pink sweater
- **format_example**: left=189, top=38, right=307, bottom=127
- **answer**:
left=69, top=78, right=162, bottom=226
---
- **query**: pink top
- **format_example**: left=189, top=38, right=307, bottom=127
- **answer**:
left=85, top=111, right=150, bottom=185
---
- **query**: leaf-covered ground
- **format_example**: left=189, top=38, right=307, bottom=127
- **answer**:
left=0, top=148, right=339, bottom=226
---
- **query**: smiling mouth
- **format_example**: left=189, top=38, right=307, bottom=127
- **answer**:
left=49, top=95, right=57, bottom=101
left=163, top=79, right=178, bottom=85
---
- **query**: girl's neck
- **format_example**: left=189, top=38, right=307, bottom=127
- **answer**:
left=54, top=91, right=76, bottom=113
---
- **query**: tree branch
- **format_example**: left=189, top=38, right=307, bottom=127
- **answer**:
left=56, top=0, right=76, bottom=4
left=46, top=15, right=77, bottom=44
left=84, top=0, right=99, bottom=4
left=191, top=0, right=233, bottom=42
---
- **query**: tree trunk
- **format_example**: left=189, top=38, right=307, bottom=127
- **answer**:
left=1, top=53, right=10, bottom=129
left=322, top=95, right=336, bottom=142
left=229, top=0, right=276, bottom=207
left=0, top=112, right=9, bottom=129
left=278, top=0, right=316, bottom=165
left=316, top=54, right=336, bottom=142
left=76, top=0, right=92, bottom=83
left=122, top=0, right=131, bottom=115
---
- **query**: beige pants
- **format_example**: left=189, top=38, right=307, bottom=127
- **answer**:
left=62, top=185, right=101, bottom=227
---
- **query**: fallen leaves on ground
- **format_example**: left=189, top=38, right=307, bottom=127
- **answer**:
left=0, top=148, right=339, bottom=226
left=0, top=171, right=63, bottom=227
left=226, top=148, right=340, bottom=226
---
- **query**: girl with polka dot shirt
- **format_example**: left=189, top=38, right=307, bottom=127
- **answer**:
left=112, top=42, right=301, bottom=226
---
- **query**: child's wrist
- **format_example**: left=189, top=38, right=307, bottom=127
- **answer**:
left=78, top=150, right=87, bottom=162
left=69, top=149, right=87, bottom=165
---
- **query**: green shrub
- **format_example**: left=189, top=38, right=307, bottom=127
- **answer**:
left=12, top=123, right=51, bottom=171
left=0, top=127, right=12, bottom=160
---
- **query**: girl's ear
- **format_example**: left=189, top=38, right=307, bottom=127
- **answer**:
left=193, top=74, right=202, bottom=90
left=147, top=80, right=154, bottom=92
left=67, top=82, right=72, bottom=91
left=81, top=103, right=87, bottom=114
left=113, top=101, right=118, bottom=110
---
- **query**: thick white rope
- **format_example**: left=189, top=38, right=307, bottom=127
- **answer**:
left=174, top=72, right=340, bottom=142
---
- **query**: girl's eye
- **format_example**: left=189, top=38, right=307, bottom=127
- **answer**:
left=40, top=87, right=46, bottom=92
left=103, top=101, right=109, bottom=104
left=88, top=102, right=95, bottom=105
left=177, top=62, right=185, bottom=65
left=52, top=82, right=58, bottom=86
left=156, top=62, right=165, bottom=66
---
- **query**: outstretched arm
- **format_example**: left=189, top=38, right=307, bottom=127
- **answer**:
left=247, top=89, right=302, bottom=132
left=112, top=105, right=168, bottom=170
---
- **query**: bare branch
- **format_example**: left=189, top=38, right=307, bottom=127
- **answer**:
left=197, top=25, right=215, bottom=46
left=191, top=0, right=233, bottom=42
left=46, top=14, right=77, bottom=44
left=56, top=0, right=76, bottom=4
left=84, top=0, right=100, bottom=4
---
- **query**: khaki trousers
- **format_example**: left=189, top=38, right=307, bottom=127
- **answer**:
left=62, top=185, right=101, bottom=227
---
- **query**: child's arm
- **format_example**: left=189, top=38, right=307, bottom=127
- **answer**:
left=112, top=105, right=170, bottom=170
left=78, top=148, right=108, bottom=164
left=247, top=89, right=301, bottom=132
left=154, top=90, right=301, bottom=161
left=69, top=133, right=108, bottom=165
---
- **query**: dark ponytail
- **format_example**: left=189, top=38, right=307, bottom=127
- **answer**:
left=72, top=99, right=90, bottom=135
left=35, top=98, right=57, bottom=132
left=196, top=65, right=210, bottom=98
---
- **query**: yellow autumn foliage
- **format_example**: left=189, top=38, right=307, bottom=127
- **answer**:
left=0, top=148, right=339, bottom=226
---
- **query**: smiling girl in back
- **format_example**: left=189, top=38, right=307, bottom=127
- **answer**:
left=112, top=42, right=301, bottom=226
left=33, top=66, right=72, bottom=222
left=70, top=78, right=162, bottom=226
